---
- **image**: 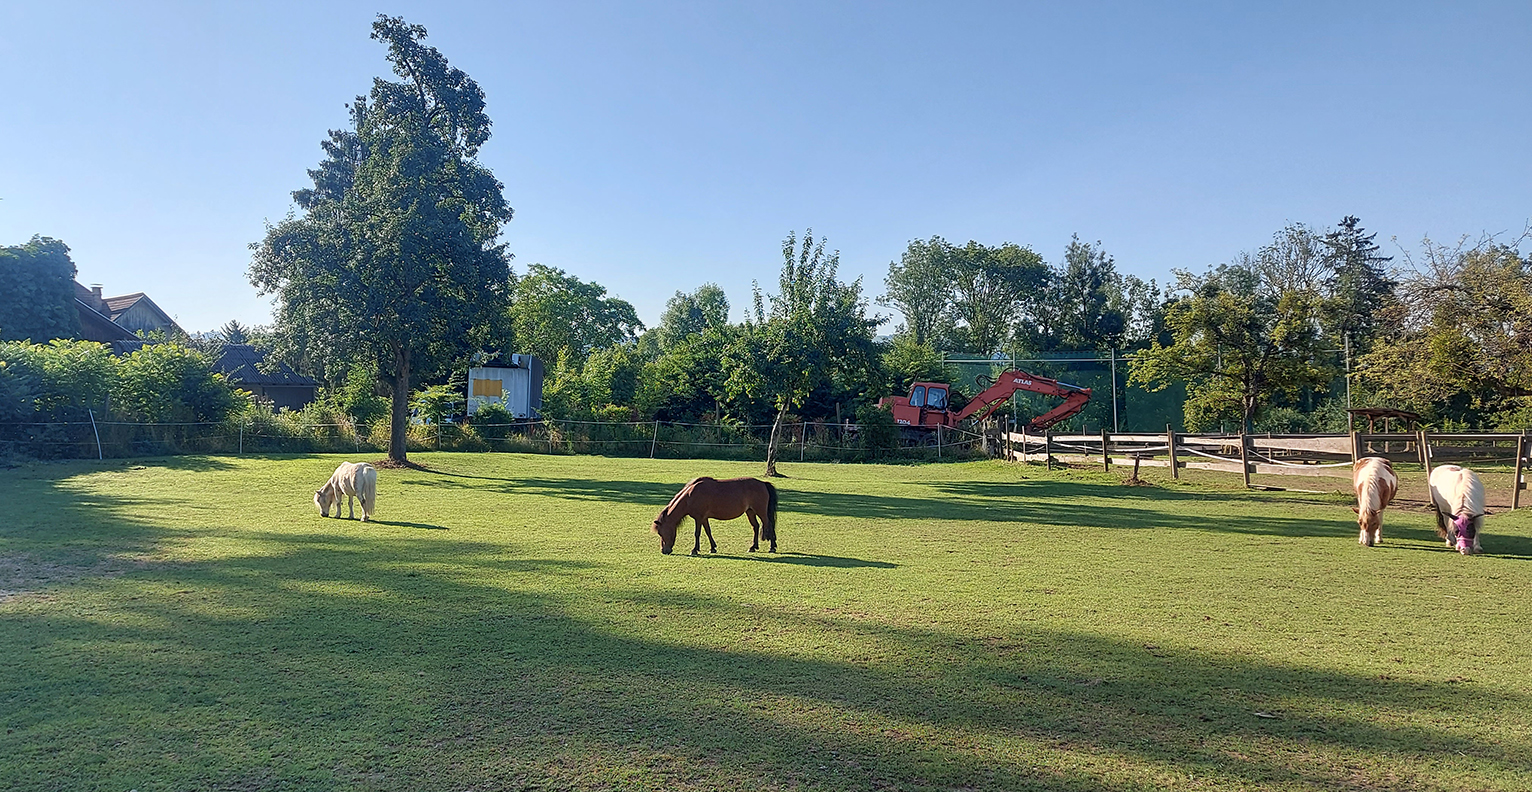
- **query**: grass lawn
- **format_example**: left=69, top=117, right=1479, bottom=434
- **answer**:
left=2, top=453, right=1530, bottom=791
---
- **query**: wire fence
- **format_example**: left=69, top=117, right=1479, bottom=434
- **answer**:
left=0, top=416, right=992, bottom=463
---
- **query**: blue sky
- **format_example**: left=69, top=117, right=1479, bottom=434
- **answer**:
left=2, top=1, right=1529, bottom=334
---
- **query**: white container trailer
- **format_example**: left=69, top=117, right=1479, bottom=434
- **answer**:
left=467, top=354, right=544, bottom=418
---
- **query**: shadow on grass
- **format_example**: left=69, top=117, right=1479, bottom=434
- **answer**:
left=363, top=519, right=450, bottom=531
left=7, top=466, right=1532, bottom=790
left=702, top=552, right=898, bottom=569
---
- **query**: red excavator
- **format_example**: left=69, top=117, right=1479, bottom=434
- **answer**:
left=877, top=369, right=1091, bottom=442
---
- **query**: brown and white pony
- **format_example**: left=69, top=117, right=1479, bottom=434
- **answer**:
left=652, top=476, right=777, bottom=556
left=1429, top=464, right=1484, bottom=555
left=1351, top=456, right=1398, bottom=547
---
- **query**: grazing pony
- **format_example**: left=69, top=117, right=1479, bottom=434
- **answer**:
left=315, top=461, right=378, bottom=521
left=1428, top=464, right=1484, bottom=555
left=1351, top=456, right=1398, bottom=547
left=652, top=476, right=777, bottom=556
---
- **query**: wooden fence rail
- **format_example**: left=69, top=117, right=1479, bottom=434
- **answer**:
left=1002, top=428, right=1532, bottom=507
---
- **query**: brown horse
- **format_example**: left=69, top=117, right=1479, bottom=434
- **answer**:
left=652, top=476, right=777, bottom=556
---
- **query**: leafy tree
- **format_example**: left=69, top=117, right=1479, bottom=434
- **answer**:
left=1129, top=262, right=1333, bottom=431
left=1357, top=240, right=1531, bottom=425
left=250, top=15, right=513, bottom=462
left=880, top=237, right=956, bottom=348
left=508, top=264, right=642, bottom=367
left=1321, top=215, right=1394, bottom=351
left=641, top=283, right=730, bottom=357
left=725, top=230, right=879, bottom=476
left=949, top=240, right=1047, bottom=356
left=0, top=237, right=81, bottom=342
left=0, top=340, right=118, bottom=422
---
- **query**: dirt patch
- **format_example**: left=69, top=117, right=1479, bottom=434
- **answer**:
left=372, top=458, right=428, bottom=471
left=0, top=554, right=151, bottom=602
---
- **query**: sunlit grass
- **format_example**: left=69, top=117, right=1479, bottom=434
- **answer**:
left=2, top=453, right=1530, bottom=791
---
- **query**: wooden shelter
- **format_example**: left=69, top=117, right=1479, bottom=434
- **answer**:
left=1347, top=407, right=1423, bottom=433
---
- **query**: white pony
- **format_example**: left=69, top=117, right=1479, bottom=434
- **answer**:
left=1351, top=456, right=1398, bottom=547
left=1428, top=464, right=1484, bottom=555
left=315, top=462, right=378, bottom=521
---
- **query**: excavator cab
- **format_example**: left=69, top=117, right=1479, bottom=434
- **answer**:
left=880, top=382, right=954, bottom=428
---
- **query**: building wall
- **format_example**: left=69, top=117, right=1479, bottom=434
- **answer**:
left=113, top=302, right=175, bottom=336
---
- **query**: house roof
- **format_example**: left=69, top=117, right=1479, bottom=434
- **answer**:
left=213, top=344, right=319, bottom=388
left=74, top=298, right=137, bottom=343
left=103, top=293, right=148, bottom=318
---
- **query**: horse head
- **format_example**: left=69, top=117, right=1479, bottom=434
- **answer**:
left=1453, top=513, right=1477, bottom=555
left=1353, top=506, right=1382, bottom=546
left=652, top=507, right=678, bottom=554
left=314, top=487, right=334, bottom=517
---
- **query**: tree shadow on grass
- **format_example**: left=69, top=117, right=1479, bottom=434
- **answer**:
left=7, top=511, right=1530, bottom=791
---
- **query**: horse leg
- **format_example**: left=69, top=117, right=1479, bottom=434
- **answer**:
left=347, top=493, right=356, bottom=520
left=692, top=519, right=703, bottom=556
left=701, top=518, right=718, bottom=554
left=747, top=511, right=760, bottom=552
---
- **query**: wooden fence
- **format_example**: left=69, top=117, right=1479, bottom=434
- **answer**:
left=1001, top=428, right=1532, bottom=509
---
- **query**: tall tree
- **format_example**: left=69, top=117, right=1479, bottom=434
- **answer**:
left=1129, top=262, right=1333, bottom=431
left=0, top=236, right=81, bottom=342
left=648, top=283, right=729, bottom=354
left=250, top=16, right=513, bottom=463
left=949, top=240, right=1047, bottom=356
left=508, top=264, right=643, bottom=366
left=1050, top=235, right=1128, bottom=351
left=1321, top=215, right=1395, bottom=351
left=880, top=237, right=955, bottom=348
left=725, top=230, right=879, bottom=476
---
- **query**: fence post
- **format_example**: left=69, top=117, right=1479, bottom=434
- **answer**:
left=1100, top=428, right=1110, bottom=472
left=1044, top=430, right=1052, bottom=470
left=1349, top=430, right=1360, bottom=462
left=650, top=420, right=659, bottom=458
left=88, top=409, right=103, bottom=461
left=1167, top=425, right=1178, bottom=480
left=1514, top=433, right=1526, bottom=510
left=1239, top=432, right=1252, bottom=489
left=937, top=424, right=943, bottom=458
left=1419, top=430, right=1432, bottom=476
left=239, top=421, right=244, bottom=455
left=799, top=423, right=805, bottom=462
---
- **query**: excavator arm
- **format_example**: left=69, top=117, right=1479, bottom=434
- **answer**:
left=952, top=369, right=1092, bottom=430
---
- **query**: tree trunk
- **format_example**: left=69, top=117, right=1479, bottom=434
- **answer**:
left=764, top=401, right=790, bottom=477
left=389, top=346, right=412, bottom=463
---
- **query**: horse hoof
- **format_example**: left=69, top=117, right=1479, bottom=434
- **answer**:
left=749, top=546, right=757, bottom=553
left=690, top=550, right=700, bottom=556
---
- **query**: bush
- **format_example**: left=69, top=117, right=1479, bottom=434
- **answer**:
left=856, top=403, right=899, bottom=459
left=115, top=343, right=238, bottom=423
left=469, top=402, right=515, bottom=439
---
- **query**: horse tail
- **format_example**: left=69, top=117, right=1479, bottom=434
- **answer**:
left=762, top=480, right=778, bottom=542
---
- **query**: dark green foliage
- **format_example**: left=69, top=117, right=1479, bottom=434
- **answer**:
left=1321, top=216, right=1395, bottom=351
left=0, top=236, right=82, bottom=342
left=949, top=239, right=1048, bottom=356
left=250, top=15, right=513, bottom=462
left=468, top=401, right=515, bottom=439
left=854, top=402, right=899, bottom=458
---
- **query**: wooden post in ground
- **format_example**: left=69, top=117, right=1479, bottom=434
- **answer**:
left=1044, top=430, right=1053, bottom=470
left=1101, top=428, right=1111, bottom=472
left=1349, top=430, right=1360, bottom=463
left=650, top=420, right=659, bottom=458
left=1166, top=425, right=1178, bottom=480
left=1514, top=433, right=1527, bottom=510
left=1239, top=432, right=1252, bottom=488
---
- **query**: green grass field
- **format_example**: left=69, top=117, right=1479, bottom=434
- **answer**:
left=2, top=453, right=1530, bottom=791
